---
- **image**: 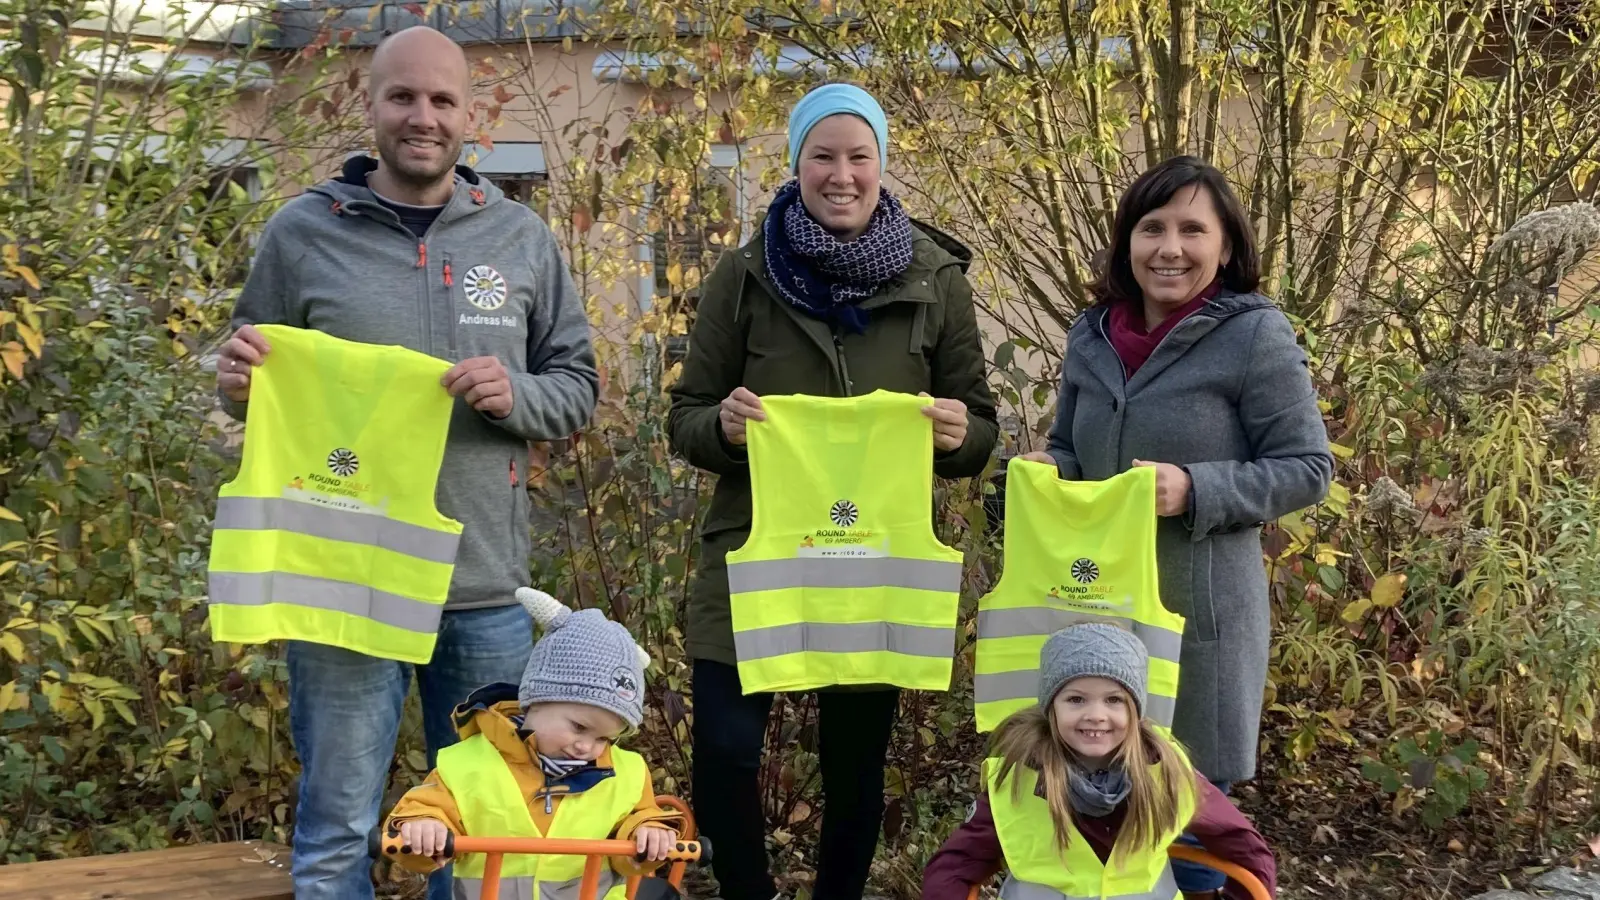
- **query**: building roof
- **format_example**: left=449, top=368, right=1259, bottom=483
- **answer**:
left=79, top=0, right=629, bottom=49
left=264, top=0, right=617, bottom=49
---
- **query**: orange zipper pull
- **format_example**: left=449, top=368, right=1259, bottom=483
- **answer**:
left=509, top=459, right=518, bottom=487
left=417, top=242, right=427, bottom=268
left=444, top=260, right=453, bottom=287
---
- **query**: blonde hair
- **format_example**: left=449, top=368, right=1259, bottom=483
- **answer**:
left=989, top=685, right=1195, bottom=866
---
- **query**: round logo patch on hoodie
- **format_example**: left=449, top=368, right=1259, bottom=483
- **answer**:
left=463, top=265, right=508, bottom=311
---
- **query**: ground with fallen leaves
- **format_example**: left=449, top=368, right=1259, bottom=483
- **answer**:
left=1234, top=707, right=1599, bottom=900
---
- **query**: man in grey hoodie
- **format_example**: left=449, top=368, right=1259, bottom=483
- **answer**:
left=213, top=26, right=598, bottom=900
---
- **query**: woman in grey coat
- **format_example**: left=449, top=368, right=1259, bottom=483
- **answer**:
left=1021, top=156, right=1332, bottom=898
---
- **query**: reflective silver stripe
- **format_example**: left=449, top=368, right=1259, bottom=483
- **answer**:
left=539, top=873, right=621, bottom=900
left=454, top=876, right=534, bottom=900
left=208, top=570, right=444, bottom=634
left=999, top=877, right=1072, bottom=900
left=215, top=496, right=460, bottom=565
left=727, top=557, right=961, bottom=593
left=975, top=671, right=1177, bottom=726
left=998, top=864, right=1179, bottom=900
left=976, top=607, right=1183, bottom=662
left=451, top=871, right=621, bottom=900
left=974, top=670, right=1041, bottom=705
left=735, top=621, right=955, bottom=661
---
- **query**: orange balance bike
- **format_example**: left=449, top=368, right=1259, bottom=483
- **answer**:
left=370, top=795, right=710, bottom=900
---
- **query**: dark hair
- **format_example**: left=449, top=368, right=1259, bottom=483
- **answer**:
left=1089, top=155, right=1260, bottom=306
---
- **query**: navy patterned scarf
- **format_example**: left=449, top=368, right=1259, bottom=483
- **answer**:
left=762, top=179, right=914, bottom=334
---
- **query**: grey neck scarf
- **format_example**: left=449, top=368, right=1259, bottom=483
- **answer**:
left=1067, top=764, right=1132, bottom=818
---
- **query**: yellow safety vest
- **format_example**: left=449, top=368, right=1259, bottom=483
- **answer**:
left=975, top=459, right=1183, bottom=733
left=726, top=389, right=963, bottom=693
left=207, top=324, right=463, bottom=664
left=438, top=734, right=646, bottom=900
left=985, top=753, right=1196, bottom=900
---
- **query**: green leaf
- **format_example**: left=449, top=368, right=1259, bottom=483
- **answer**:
left=1318, top=565, right=1346, bottom=592
left=1361, top=759, right=1403, bottom=794
left=993, top=340, right=1017, bottom=370
left=41, top=735, right=65, bottom=764
left=84, top=697, right=105, bottom=730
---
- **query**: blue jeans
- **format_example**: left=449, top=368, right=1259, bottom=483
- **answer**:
left=1170, top=779, right=1232, bottom=893
left=286, top=604, right=533, bottom=900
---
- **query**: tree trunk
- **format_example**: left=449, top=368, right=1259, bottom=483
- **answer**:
left=1164, top=0, right=1198, bottom=158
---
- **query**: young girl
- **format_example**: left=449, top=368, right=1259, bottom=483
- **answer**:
left=924, top=624, right=1276, bottom=900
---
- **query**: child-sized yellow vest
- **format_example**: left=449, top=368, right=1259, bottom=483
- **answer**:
left=207, top=324, right=462, bottom=664
left=726, top=390, right=964, bottom=693
left=975, top=459, right=1184, bottom=732
left=438, top=734, right=646, bottom=900
left=984, top=753, right=1197, bottom=900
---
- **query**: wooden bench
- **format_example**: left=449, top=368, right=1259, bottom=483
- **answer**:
left=0, top=840, right=292, bottom=899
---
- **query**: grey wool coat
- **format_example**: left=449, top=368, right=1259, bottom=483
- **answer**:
left=1044, top=290, right=1333, bottom=783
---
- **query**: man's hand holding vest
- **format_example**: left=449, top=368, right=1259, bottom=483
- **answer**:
left=919, top=393, right=969, bottom=452
left=216, top=324, right=271, bottom=403
left=443, top=356, right=515, bottom=419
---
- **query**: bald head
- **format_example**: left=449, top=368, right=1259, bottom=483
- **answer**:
left=370, top=26, right=469, bottom=95
left=365, top=25, right=471, bottom=203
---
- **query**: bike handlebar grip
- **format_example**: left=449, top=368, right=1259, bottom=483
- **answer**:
left=378, top=824, right=406, bottom=859
left=372, top=823, right=455, bottom=860
left=633, top=838, right=709, bottom=865
left=664, top=839, right=708, bottom=863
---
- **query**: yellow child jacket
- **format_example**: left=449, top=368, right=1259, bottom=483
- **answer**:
left=386, top=684, right=685, bottom=878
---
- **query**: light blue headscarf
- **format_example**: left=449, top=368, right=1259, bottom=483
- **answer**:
left=787, top=83, right=889, bottom=175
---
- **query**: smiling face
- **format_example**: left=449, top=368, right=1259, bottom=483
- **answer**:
left=1128, top=183, right=1232, bottom=319
left=796, top=113, right=881, bottom=241
left=365, top=29, right=470, bottom=203
left=523, top=701, right=626, bottom=762
left=1049, top=676, right=1133, bottom=769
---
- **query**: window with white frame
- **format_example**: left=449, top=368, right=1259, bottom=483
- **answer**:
left=464, top=142, right=549, bottom=219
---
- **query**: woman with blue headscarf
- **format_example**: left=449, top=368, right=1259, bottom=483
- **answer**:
left=669, top=83, right=998, bottom=899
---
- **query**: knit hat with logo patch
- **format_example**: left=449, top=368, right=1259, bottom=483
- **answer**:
left=516, top=587, right=651, bottom=729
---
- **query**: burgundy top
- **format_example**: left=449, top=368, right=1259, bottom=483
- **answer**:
left=921, top=773, right=1277, bottom=900
left=1106, top=280, right=1222, bottom=377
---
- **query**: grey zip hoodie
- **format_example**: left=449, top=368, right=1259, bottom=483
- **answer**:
left=221, top=156, right=599, bottom=610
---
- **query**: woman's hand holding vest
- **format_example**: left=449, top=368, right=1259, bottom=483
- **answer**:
left=1132, top=459, right=1192, bottom=516
left=718, top=387, right=765, bottom=445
